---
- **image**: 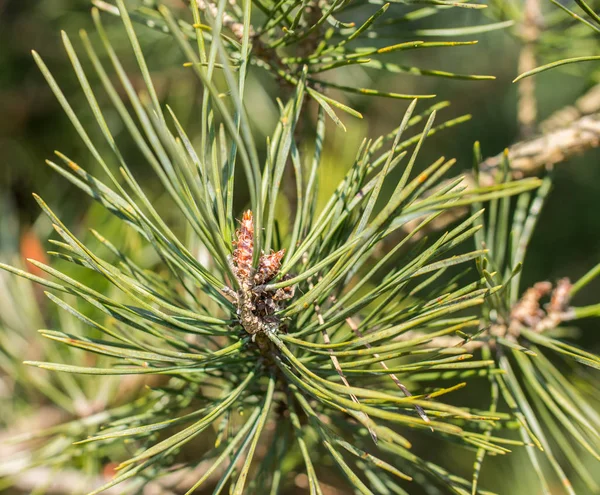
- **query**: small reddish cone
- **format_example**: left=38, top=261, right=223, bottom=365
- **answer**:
left=233, top=210, right=254, bottom=284
left=255, top=249, right=285, bottom=285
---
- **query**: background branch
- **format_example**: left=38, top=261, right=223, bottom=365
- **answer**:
left=400, top=107, right=600, bottom=241
left=517, top=0, right=543, bottom=139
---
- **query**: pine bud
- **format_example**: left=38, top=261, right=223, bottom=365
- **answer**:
left=233, top=210, right=254, bottom=284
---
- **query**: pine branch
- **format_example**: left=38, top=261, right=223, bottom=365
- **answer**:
left=516, top=0, right=543, bottom=139
left=4, top=2, right=600, bottom=494
left=400, top=109, right=600, bottom=240
left=541, top=82, right=600, bottom=132
left=480, top=112, right=600, bottom=177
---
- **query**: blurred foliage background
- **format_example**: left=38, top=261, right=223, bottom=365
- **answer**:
left=2, top=0, right=600, bottom=494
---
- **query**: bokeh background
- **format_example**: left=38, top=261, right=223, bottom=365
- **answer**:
left=2, top=0, right=600, bottom=493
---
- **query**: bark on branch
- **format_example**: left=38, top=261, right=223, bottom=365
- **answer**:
left=480, top=113, right=600, bottom=181
left=399, top=111, right=600, bottom=241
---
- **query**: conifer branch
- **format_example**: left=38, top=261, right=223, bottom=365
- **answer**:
left=480, top=112, right=600, bottom=178
left=400, top=110, right=600, bottom=239
left=3, top=1, right=600, bottom=494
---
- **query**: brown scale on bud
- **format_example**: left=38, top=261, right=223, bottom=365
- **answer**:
left=272, top=274, right=296, bottom=302
left=232, top=210, right=254, bottom=285
left=510, top=281, right=551, bottom=329
left=508, top=278, right=573, bottom=336
left=255, top=249, right=285, bottom=285
left=548, top=278, right=572, bottom=313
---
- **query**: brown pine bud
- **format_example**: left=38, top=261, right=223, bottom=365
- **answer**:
left=233, top=210, right=254, bottom=284
left=548, top=278, right=572, bottom=313
left=255, top=249, right=285, bottom=285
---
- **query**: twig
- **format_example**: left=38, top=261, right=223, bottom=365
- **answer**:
left=479, top=113, right=600, bottom=179
left=399, top=111, right=600, bottom=241
left=517, top=0, right=543, bottom=138
left=541, top=82, right=600, bottom=132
